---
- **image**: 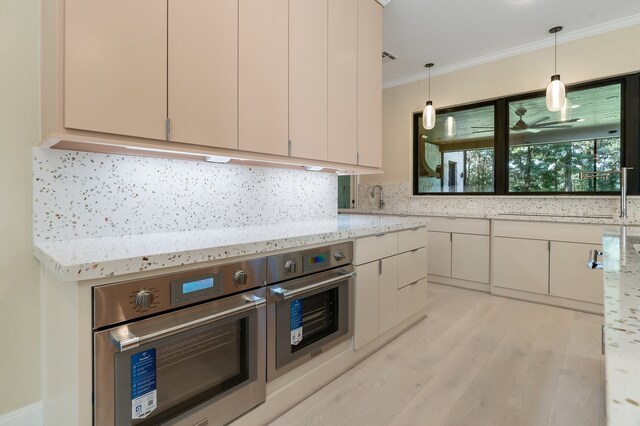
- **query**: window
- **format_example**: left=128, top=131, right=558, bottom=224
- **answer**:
left=507, top=83, right=622, bottom=193
left=413, top=73, right=639, bottom=196
left=414, top=103, right=495, bottom=194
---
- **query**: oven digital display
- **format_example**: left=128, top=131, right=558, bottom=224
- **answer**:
left=182, top=277, right=214, bottom=294
left=309, top=254, right=327, bottom=265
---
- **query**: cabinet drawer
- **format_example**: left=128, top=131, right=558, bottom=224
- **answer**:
left=493, top=220, right=603, bottom=245
left=427, top=217, right=490, bottom=235
left=398, top=279, right=427, bottom=322
left=354, top=232, right=398, bottom=265
left=397, top=248, right=428, bottom=289
left=398, top=226, right=427, bottom=253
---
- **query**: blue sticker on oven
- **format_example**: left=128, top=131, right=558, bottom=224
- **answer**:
left=290, top=299, right=303, bottom=345
left=131, top=349, right=157, bottom=419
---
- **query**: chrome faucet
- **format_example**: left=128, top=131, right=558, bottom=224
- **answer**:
left=370, top=185, right=384, bottom=209
left=579, top=167, right=633, bottom=219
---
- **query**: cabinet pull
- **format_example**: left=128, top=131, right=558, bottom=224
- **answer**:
left=409, top=227, right=421, bottom=231
left=165, top=117, right=171, bottom=141
left=374, top=233, right=385, bottom=237
left=378, top=259, right=382, bottom=275
left=449, top=233, right=452, bottom=242
left=288, top=140, right=292, bottom=156
left=602, top=325, right=605, bottom=355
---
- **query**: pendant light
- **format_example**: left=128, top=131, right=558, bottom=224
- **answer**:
left=546, top=26, right=565, bottom=112
left=422, top=63, right=436, bottom=130
left=445, top=116, right=456, bottom=138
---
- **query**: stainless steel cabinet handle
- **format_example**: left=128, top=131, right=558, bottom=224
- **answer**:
left=270, top=271, right=356, bottom=301
left=587, top=249, right=604, bottom=269
left=602, top=325, right=605, bottom=355
left=111, top=295, right=266, bottom=351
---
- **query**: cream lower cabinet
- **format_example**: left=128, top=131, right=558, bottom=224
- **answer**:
left=492, top=220, right=604, bottom=311
left=492, top=237, right=549, bottom=295
left=549, top=241, right=604, bottom=304
left=426, top=218, right=491, bottom=289
left=354, top=228, right=428, bottom=349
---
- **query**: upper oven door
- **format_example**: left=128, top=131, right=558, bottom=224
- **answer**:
left=94, top=289, right=266, bottom=426
left=268, top=267, right=355, bottom=379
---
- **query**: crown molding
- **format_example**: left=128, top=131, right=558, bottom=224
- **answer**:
left=382, top=13, right=640, bottom=89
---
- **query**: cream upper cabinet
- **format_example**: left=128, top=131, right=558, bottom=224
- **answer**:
left=327, top=0, right=358, bottom=164
left=168, top=0, right=238, bottom=149
left=238, top=0, right=289, bottom=156
left=64, top=0, right=167, bottom=140
left=357, top=0, right=382, bottom=168
left=289, top=0, right=328, bottom=160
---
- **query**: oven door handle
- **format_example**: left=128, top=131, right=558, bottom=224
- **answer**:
left=112, top=294, right=266, bottom=352
left=269, top=271, right=356, bottom=301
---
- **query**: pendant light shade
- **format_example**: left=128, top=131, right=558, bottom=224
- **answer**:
left=422, top=63, right=436, bottom=130
left=445, top=116, right=456, bottom=137
left=423, top=101, right=436, bottom=130
left=546, top=26, right=565, bottom=112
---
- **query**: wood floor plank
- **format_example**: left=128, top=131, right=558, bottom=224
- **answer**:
left=269, top=284, right=604, bottom=426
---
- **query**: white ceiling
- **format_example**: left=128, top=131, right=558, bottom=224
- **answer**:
left=382, top=0, right=640, bottom=88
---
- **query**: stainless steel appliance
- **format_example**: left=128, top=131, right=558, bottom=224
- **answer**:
left=93, top=258, right=267, bottom=426
left=266, top=242, right=355, bottom=381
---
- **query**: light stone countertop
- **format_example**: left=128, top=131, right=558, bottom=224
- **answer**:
left=342, top=208, right=632, bottom=225
left=602, top=226, right=640, bottom=425
left=33, top=214, right=428, bottom=283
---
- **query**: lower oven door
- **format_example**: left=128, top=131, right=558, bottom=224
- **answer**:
left=94, top=289, right=266, bottom=426
left=267, top=268, right=355, bottom=381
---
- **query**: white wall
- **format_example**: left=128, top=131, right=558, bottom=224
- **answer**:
left=365, top=24, right=640, bottom=184
left=0, top=0, right=42, bottom=416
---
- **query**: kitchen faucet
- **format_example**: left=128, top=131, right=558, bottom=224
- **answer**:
left=579, top=167, right=633, bottom=219
left=370, top=185, right=384, bottom=209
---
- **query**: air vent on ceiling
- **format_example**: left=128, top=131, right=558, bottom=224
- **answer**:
left=382, top=51, right=397, bottom=63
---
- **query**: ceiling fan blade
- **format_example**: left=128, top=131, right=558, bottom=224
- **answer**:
left=473, top=130, right=494, bottom=134
left=526, top=129, right=542, bottom=134
left=528, top=116, right=550, bottom=126
left=535, top=124, right=574, bottom=129
left=534, top=118, right=581, bottom=127
left=471, top=126, right=494, bottom=129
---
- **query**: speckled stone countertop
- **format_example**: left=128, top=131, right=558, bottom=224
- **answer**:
left=602, top=226, right=640, bottom=425
left=33, top=214, right=428, bottom=283
left=342, top=209, right=629, bottom=225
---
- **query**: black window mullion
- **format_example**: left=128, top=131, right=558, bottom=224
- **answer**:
left=494, top=99, right=507, bottom=195
left=624, top=74, right=639, bottom=195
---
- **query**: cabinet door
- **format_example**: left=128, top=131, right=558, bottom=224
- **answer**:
left=493, top=237, right=549, bottom=295
left=354, top=262, right=379, bottom=349
left=427, top=231, right=452, bottom=277
left=289, top=0, right=328, bottom=160
left=65, top=0, right=167, bottom=140
left=397, top=248, right=428, bottom=289
left=550, top=242, right=604, bottom=304
left=356, top=0, right=382, bottom=168
left=238, top=0, right=288, bottom=156
left=327, top=0, right=358, bottom=164
left=452, top=234, right=490, bottom=284
left=379, top=257, right=398, bottom=335
left=168, top=0, right=238, bottom=149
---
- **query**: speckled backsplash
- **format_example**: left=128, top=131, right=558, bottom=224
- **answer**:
left=357, top=182, right=640, bottom=223
left=33, top=149, right=337, bottom=241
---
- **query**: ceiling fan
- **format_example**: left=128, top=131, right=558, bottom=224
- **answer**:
left=472, top=107, right=581, bottom=134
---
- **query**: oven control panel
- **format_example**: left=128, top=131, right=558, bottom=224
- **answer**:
left=266, top=241, right=353, bottom=284
left=93, top=257, right=267, bottom=329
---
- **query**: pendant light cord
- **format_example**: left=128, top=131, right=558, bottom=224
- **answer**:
left=554, top=31, right=557, bottom=75
left=428, top=67, right=431, bottom=100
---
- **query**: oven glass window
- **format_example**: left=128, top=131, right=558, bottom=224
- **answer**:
left=116, top=316, right=251, bottom=425
left=291, top=287, right=339, bottom=353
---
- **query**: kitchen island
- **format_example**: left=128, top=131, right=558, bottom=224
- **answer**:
left=602, top=226, right=640, bottom=425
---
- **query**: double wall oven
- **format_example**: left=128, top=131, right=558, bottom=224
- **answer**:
left=92, top=241, right=354, bottom=425
left=266, top=242, right=355, bottom=381
left=93, top=259, right=266, bottom=426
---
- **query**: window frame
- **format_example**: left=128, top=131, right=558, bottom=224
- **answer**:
left=412, top=72, right=640, bottom=196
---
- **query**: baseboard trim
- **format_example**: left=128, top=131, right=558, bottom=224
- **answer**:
left=491, top=286, right=603, bottom=315
left=0, top=402, right=43, bottom=426
left=428, top=275, right=490, bottom=293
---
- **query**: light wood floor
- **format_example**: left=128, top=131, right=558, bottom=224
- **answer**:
left=270, top=284, right=605, bottom=426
